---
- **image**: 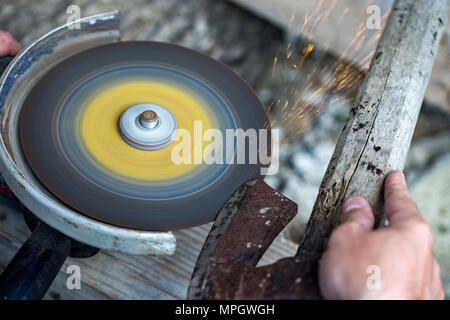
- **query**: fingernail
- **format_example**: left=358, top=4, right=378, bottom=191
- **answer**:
left=387, top=170, right=406, bottom=187
left=341, top=197, right=374, bottom=228
left=342, top=197, right=368, bottom=214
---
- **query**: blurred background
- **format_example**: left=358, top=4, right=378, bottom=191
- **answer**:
left=0, top=0, right=449, bottom=296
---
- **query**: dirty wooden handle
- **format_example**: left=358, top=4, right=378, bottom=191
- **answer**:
left=297, top=0, right=449, bottom=260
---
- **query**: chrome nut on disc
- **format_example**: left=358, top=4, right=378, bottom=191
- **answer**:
left=119, top=103, right=177, bottom=151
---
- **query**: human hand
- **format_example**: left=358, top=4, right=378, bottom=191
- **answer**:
left=318, top=170, right=444, bottom=299
left=0, top=31, right=22, bottom=56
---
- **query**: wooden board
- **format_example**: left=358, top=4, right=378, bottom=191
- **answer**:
left=0, top=202, right=297, bottom=300
left=229, top=0, right=450, bottom=113
left=230, top=0, right=394, bottom=69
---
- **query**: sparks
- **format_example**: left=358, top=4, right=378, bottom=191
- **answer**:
left=267, top=0, right=388, bottom=144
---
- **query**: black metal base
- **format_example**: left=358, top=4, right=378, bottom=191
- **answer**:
left=0, top=206, right=99, bottom=300
left=22, top=206, right=99, bottom=259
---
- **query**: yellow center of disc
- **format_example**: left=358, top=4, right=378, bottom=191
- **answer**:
left=80, top=80, right=214, bottom=181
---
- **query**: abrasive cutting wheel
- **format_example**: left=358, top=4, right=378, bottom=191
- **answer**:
left=20, top=41, right=269, bottom=231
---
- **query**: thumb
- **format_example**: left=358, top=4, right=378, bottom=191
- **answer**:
left=0, top=31, right=22, bottom=56
left=383, top=170, right=421, bottom=227
left=340, top=196, right=375, bottom=231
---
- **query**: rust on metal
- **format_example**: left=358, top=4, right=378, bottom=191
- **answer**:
left=188, top=179, right=321, bottom=299
left=140, top=110, right=158, bottom=122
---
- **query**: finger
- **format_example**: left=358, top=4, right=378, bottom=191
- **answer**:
left=430, top=259, right=445, bottom=300
left=0, top=31, right=22, bottom=56
left=384, top=170, right=421, bottom=227
left=340, top=196, right=375, bottom=231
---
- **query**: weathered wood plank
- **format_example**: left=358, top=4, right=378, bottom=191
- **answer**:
left=297, top=0, right=449, bottom=260
left=0, top=202, right=296, bottom=299
left=230, top=0, right=394, bottom=69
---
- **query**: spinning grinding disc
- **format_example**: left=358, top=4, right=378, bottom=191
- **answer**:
left=20, top=41, right=269, bottom=231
